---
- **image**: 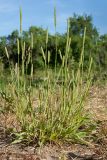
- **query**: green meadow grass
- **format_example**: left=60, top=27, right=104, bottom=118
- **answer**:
left=0, top=8, right=94, bottom=145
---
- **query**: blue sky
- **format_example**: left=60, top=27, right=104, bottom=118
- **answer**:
left=0, top=0, right=107, bottom=36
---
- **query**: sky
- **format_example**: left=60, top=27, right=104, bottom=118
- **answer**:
left=0, top=0, right=107, bottom=36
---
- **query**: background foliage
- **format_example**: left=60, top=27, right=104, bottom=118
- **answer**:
left=0, top=14, right=106, bottom=77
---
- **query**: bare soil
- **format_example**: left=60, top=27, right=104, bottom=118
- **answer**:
left=0, top=85, right=107, bottom=160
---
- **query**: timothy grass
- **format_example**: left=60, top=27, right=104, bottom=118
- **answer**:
left=0, top=8, right=94, bottom=146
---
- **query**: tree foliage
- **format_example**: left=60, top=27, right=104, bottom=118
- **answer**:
left=0, top=14, right=106, bottom=74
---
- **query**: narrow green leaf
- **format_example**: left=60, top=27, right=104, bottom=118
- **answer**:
left=20, top=7, right=22, bottom=35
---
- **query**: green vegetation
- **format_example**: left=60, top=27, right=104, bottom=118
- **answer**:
left=0, top=9, right=106, bottom=146
left=0, top=14, right=107, bottom=78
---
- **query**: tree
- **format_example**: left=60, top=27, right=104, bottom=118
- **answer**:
left=97, top=34, right=107, bottom=69
left=68, top=14, right=99, bottom=65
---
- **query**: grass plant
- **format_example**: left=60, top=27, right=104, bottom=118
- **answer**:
left=0, top=8, right=94, bottom=146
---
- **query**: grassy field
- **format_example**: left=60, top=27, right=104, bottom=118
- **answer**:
left=0, top=8, right=107, bottom=160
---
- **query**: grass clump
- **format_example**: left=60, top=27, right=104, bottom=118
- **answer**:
left=0, top=8, right=94, bottom=146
